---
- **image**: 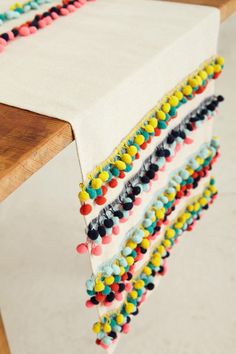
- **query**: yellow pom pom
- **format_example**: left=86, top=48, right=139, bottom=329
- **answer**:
left=187, top=205, right=194, bottom=212
left=214, top=64, right=222, bottom=73
left=134, top=134, right=145, bottom=146
left=216, top=56, right=224, bottom=66
left=162, top=103, right=171, bottom=113
left=141, top=238, right=150, bottom=249
left=174, top=91, right=183, bottom=101
left=196, top=157, right=204, bottom=165
left=78, top=190, right=90, bottom=202
left=155, top=209, right=165, bottom=220
left=114, top=160, right=126, bottom=170
left=103, top=323, right=112, bottom=333
left=199, top=70, right=208, bottom=80
left=195, top=75, right=203, bottom=86
left=166, top=192, right=175, bottom=201
left=91, top=178, right=103, bottom=190
left=194, top=202, right=200, bottom=212
left=199, top=197, right=207, bottom=206
left=98, top=171, right=109, bottom=182
left=126, top=240, right=137, bottom=249
left=166, top=229, right=176, bottom=239
left=105, top=276, right=114, bottom=285
left=205, top=65, right=214, bottom=76
left=129, top=290, right=138, bottom=299
left=188, top=78, right=198, bottom=88
left=119, top=266, right=125, bottom=276
left=143, top=266, right=152, bottom=276
left=125, top=302, right=135, bottom=314
left=162, top=239, right=171, bottom=248
left=156, top=110, right=166, bottom=120
left=149, top=118, right=158, bottom=128
left=209, top=185, right=217, bottom=194
left=182, top=85, right=193, bottom=96
left=92, top=322, right=101, bottom=334
left=134, top=280, right=145, bottom=290
left=126, top=256, right=134, bottom=266
left=121, top=153, right=132, bottom=164
left=168, top=95, right=179, bottom=107
left=204, top=190, right=211, bottom=198
left=116, top=314, right=124, bottom=325
left=145, top=124, right=154, bottom=134
left=127, top=145, right=138, bottom=156
left=157, top=245, right=165, bottom=256
left=151, top=256, right=161, bottom=267
left=95, top=281, right=105, bottom=292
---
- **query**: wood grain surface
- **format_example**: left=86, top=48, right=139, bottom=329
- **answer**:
left=0, top=313, right=11, bottom=354
left=0, top=104, right=73, bottom=202
left=165, top=0, right=236, bottom=21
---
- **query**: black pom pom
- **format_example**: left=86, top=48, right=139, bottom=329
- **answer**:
left=0, top=33, right=9, bottom=41
left=118, top=283, right=125, bottom=292
left=106, top=292, right=115, bottom=302
left=98, top=226, right=106, bottom=237
left=186, top=123, right=193, bottom=131
left=109, top=331, right=117, bottom=339
left=167, top=135, right=175, bottom=144
left=126, top=316, right=131, bottom=323
left=163, top=251, right=170, bottom=259
left=156, top=149, right=165, bottom=157
left=146, top=283, right=155, bottom=290
left=114, top=210, right=123, bottom=219
left=201, top=108, right=208, bottom=116
left=123, top=202, right=133, bottom=211
left=151, top=269, right=156, bottom=276
left=158, top=266, right=164, bottom=273
left=217, top=95, right=224, bottom=102
left=150, top=163, right=159, bottom=172
left=12, top=28, right=19, bottom=36
left=87, top=229, right=99, bottom=240
left=163, top=149, right=171, bottom=157
left=91, top=297, right=99, bottom=305
left=132, top=309, right=139, bottom=316
left=172, top=130, right=179, bottom=138
left=133, top=186, right=141, bottom=195
left=127, top=193, right=135, bottom=202
left=140, top=247, right=147, bottom=254
left=141, top=175, right=150, bottom=184
left=146, top=169, right=155, bottom=179
left=127, top=272, right=132, bottom=280
left=104, top=219, right=114, bottom=228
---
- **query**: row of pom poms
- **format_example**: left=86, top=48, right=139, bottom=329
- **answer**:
left=92, top=179, right=218, bottom=349
left=84, top=139, right=220, bottom=307
left=78, top=57, right=224, bottom=216
left=77, top=95, right=224, bottom=255
left=0, top=0, right=95, bottom=53
left=0, top=0, right=53, bottom=26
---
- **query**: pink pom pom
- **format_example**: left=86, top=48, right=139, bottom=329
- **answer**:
left=60, top=8, right=69, bottom=15
left=125, top=283, right=133, bottom=292
left=175, top=143, right=181, bottom=153
left=160, top=165, right=166, bottom=171
left=91, top=245, right=102, bottom=256
left=166, top=156, right=173, bottom=162
left=85, top=300, right=94, bottom=308
left=39, top=19, right=46, bottom=28
left=104, top=301, right=112, bottom=307
left=76, top=243, right=88, bottom=254
left=174, top=238, right=180, bottom=245
left=29, top=26, right=37, bottom=34
left=51, top=12, right=59, bottom=20
left=45, top=16, right=53, bottom=25
left=68, top=4, right=76, bottom=12
left=0, top=44, right=5, bottom=53
left=153, top=172, right=158, bottom=181
left=102, top=236, right=112, bottom=244
left=112, top=225, right=120, bottom=235
left=115, top=292, right=123, bottom=301
left=184, top=137, right=193, bottom=144
left=122, top=323, right=130, bottom=334
left=134, top=197, right=142, bottom=206
left=100, top=343, right=109, bottom=350
left=74, top=1, right=81, bottom=8
left=19, top=26, right=30, bottom=36
left=79, top=0, right=87, bottom=4
left=129, top=265, right=135, bottom=274
left=0, top=38, right=7, bottom=46
left=120, top=217, right=128, bottom=223
left=136, top=253, right=143, bottom=261
left=7, top=31, right=15, bottom=40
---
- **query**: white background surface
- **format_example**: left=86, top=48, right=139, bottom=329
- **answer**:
left=0, top=10, right=236, bottom=354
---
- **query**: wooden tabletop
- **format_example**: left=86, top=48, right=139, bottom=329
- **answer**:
left=0, top=0, right=235, bottom=203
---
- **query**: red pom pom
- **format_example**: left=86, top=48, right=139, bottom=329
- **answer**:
left=135, top=152, right=140, bottom=159
left=101, top=185, right=108, bottom=195
left=119, top=171, right=125, bottom=179
left=155, top=128, right=161, bottom=136
left=95, top=196, right=106, bottom=205
left=96, top=339, right=101, bottom=346
left=76, top=243, right=88, bottom=254
left=109, top=178, right=118, bottom=188
left=96, top=293, right=106, bottom=302
left=80, top=204, right=92, bottom=215
left=140, top=142, right=147, bottom=150
left=111, top=283, right=119, bottom=292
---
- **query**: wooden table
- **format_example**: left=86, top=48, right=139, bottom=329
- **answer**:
left=0, top=1, right=235, bottom=353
